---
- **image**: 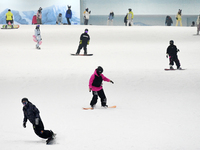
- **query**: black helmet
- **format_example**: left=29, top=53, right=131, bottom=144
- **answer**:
left=8, top=9, right=11, bottom=11
left=170, top=40, right=174, bottom=45
left=128, top=8, right=132, bottom=11
left=21, top=98, right=29, bottom=106
left=97, top=66, right=103, bottom=74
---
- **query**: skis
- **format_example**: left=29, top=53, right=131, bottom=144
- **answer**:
left=71, top=54, right=93, bottom=56
left=164, top=68, right=185, bottom=71
left=83, top=105, right=116, bottom=110
left=46, top=133, right=56, bottom=145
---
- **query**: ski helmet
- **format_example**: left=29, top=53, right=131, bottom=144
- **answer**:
left=8, top=9, right=11, bottom=11
left=21, top=98, right=29, bottom=106
left=169, top=40, right=174, bottom=45
left=36, top=25, right=40, bottom=29
left=85, top=29, right=88, bottom=33
left=128, top=8, right=132, bottom=12
left=97, top=66, right=103, bottom=74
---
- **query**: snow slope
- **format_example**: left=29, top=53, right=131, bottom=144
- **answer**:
left=0, top=25, right=200, bottom=150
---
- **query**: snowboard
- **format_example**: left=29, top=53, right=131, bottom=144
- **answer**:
left=83, top=105, right=116, bottom=110
left=71, top=54, right=93, bottom=56
left=46, top=133, right=56, bottom=145
left=164, top=68, right=185, bottom=71
left=1, top=24, right=19, bottom=29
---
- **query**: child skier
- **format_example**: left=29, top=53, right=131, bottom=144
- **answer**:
left=34, top=25, right=42, bottom=49
left=166, top=40, right=182, bottom=69
left=5, top=9, right=13, bottom=28
left=21, top=98, right=55, bottom=144
left=89, top=66, right=114, bottom=108
left=76, top=29, right=90, bottom=55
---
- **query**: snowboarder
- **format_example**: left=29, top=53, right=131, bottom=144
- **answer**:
left=165, top=16, right=173, bottom=26
left=76, top=29, right=90, bottom=55
left=107, top=11, right=114, bottom=25
left=36, top=7, right=42, bottom=24
left=21, top=98, right=55, bottom=144
left=176, top=9, right=182, bottom=26
left=83, top=8, right=91, bottom=25
left=166, top=40, right=181, bottom=69
left=5, top=9, right=13, bottom=28
left=65, top=5, right=72, bottom=25
left=56, top=13, right=63, bottom=25
left=127, top=8, right=134, bottom=26
left=196, top=14, right=200, bottom=35
left=34, top=25, right=42, bottom=49
left=89, top=66, right=114, bottom=109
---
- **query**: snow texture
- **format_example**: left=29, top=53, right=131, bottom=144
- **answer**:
left=0, top=5, right=80, bottom=25
left=0, top=25, right=200, bottom=150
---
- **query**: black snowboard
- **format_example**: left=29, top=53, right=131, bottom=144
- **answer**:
left=71, top=54, right=93, bottom=56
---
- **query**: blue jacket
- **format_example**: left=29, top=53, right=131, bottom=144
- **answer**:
left=66, top=9, right=72, bottom=18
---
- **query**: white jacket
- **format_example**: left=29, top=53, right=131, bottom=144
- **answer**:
left=83, top=11, right=90, bottom=19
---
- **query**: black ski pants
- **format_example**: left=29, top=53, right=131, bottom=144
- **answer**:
left=169, top=55, right=180, bottom=68
left=33, top=119, right=52, bottom=139
left=67, top=18, right=71, bottom=25
left=90, top=89, right=107, bottom=107
left=76, top=44, right=87, bottom=55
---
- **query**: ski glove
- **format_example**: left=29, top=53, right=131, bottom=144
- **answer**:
left=166, top=54, right=168, bottom=58
left=35, top=118, right=39, bottom=125
left=87, top=41, right=89, bottom=45
left=23, top=122, right=26, bottom=128
left=89, top=88, right=92, bottom=92
left=110, top=80, right=114, bottom=84
left=80, top=40, right=82, bottom=44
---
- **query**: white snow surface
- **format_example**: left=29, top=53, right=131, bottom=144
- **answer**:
left=0, top=25, right=200, bottom=150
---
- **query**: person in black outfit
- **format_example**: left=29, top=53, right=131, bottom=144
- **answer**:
left=22, top=98, right=55, bottom=143
left=166, top=40, right=181, bottom=69
left=165, top=16, right=173, bottom=26
left=76, top=29, right=90, bottom=55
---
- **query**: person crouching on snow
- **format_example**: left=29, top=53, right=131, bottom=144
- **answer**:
left=34, top=25, right=42, bottom=49
left=89, top=66, right=114, bottom=109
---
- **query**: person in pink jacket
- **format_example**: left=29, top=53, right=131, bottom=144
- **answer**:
left=89, top=66, right=114, bottom=108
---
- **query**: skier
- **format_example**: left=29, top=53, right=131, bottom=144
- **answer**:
left=165, top=16, right=173, bottom=26
left=166, top=40, right=181, bottom=70
left=83, top=8, right=91, bottom=25
left=36, top=7, right=42, bottom=24
left=21, top=98, right=55, bottom=144
left=89, top=66, right=114, bottom=109
left=34, top=25, right=42, bottom=49
left=127, top=8, right=134, bottom=26
left=5, top=9, right=13, bottom=28
left=107, top=11, right=114, bottom=25
left=176, top=9, right=182, bottom=26
left=56, top=13, right=63, bottom=25
left=76, top=29, right=90, bottom=55
left=196, top=14, right=200, bottom=35
left=65, top=5, right=72, bottom=25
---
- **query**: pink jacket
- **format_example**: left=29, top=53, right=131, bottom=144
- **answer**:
left=89, top=70, right=110, bottom=91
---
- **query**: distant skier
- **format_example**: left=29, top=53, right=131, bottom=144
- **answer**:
left=127, top=8, right=134, bottom=26
left=196, top=14, right=200, bottom=35
left=56, top=13, right=63, bottom=25
left=65, top=5, right=72, bottom=25
left=176, top=9, right=182, bottom=26
left=34, top=25, right=42, bottom=49
left=83, top=8, right=91, bottom=25
left=107, top=11, right=114, bottom=25
left=89, top=66, right=114, bottom=109
left=166, top=40, right=181, bottom=70
left=36, top=7, right=42, bottom=24
left=165, top=16, right=173, bottom=26
left=5, top=9, right=13, bottom=28
left=21, top=98, right=55, bottom=144
left=76, top=29, right=90, bottom=55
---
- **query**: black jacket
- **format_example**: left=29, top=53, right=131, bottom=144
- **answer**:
left=80, top=32, right=90, bottom=45
left=23, top=102, right=40, bottom=125
left=166, top=45, right=178, bottom=56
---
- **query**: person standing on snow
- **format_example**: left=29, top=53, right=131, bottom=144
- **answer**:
left=34, top=25, right=42, bottom=49
left=176, top=9, right=182, bottom=26
left=5, top=9, right=13, bottom=28
left=196, top=14, right=200, bottom=35
left=89, top=66, right=114, bottom=109
left=21, top=98, right=55, bottom=143
left=166, top=40, right=182, bottom=70
left=165, top=16, right=173, bottom=26
left=127, top=8, right=134, bottom=26
left=76, top=29, right=90, bottom=55
left=107, top=11, right=114, bottom=25
left=83, top=8, right=91, bottom=25
left=36, top=7, right=42, bottom=24
left=66, top=5, right=72, bottom=25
